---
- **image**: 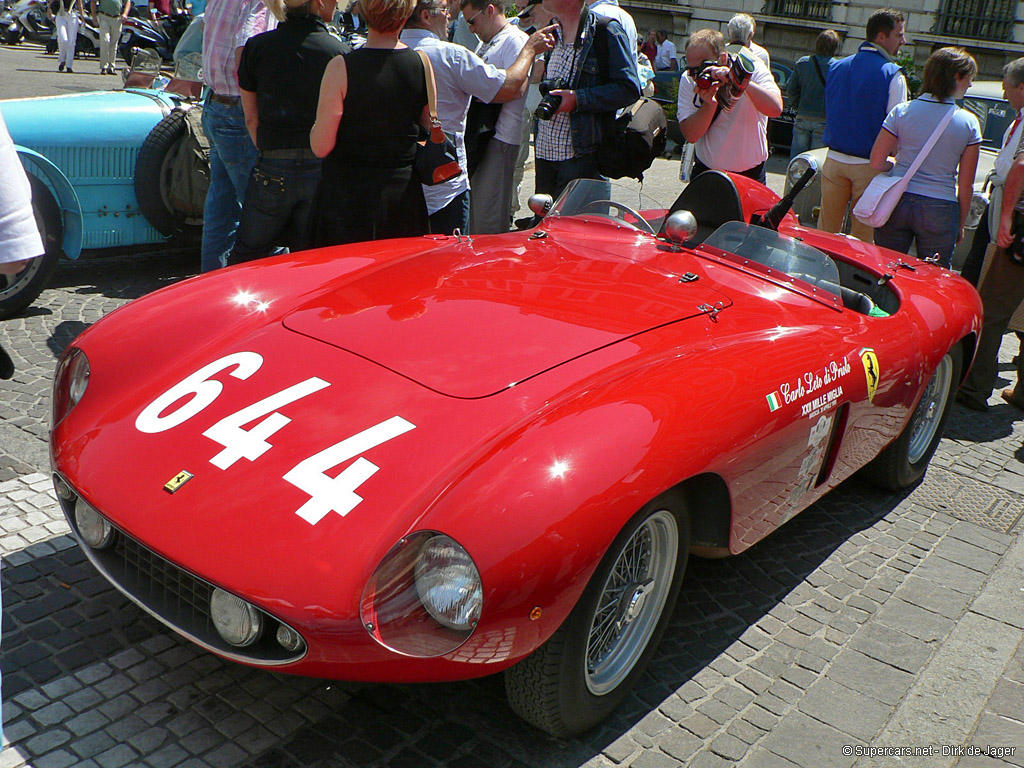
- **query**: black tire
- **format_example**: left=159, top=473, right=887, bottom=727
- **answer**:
left=504, top=492, right=690, bottom=737
left=6, top=28, right=24, bottom=46
left=44, top=36, right=56, bottom=54
left=134, top=109, right=205, bottom=242
left=863, top=345, right=963, bottom=491
left=118, top=42, right=132, bottom=66
left=0, top=175, right=61, bottom=320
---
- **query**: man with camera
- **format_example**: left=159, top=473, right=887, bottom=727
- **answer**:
left=401, top=0, right=554, bottom=235
left=677, top=28, right=782, bottom=184
left=532, top=0, right=640, bottom=199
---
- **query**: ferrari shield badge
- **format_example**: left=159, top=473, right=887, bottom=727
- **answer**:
left=860, top=348, right=880, bottom=403
left=164, top=470, right=194, bottom=494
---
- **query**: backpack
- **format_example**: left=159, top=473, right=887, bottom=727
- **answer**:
left=592, top=16, right=667, bottom=181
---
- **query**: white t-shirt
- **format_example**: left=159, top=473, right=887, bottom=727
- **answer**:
left=0, top=112, right=44, bottom=265
left=401, top=28, right=506, bottom=213
left=676, top=56, right=780, bottom=173
left=589, top=0, right=637, bottom=66
left=655, top=38, right=677, bottom=70
left=475, top=23, right=528, bottom=146
left=994, top=109, right=1024, bottom=183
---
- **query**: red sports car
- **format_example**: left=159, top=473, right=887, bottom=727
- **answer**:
left=50, top=171, right=981, bottom=737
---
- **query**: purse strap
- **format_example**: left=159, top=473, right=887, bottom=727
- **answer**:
left=898, top=105, right=957, bottom=186
left=416, top=49, right=446, bottom=145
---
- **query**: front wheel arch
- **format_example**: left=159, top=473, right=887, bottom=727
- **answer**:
left=504, top=490, right=690, bottom=737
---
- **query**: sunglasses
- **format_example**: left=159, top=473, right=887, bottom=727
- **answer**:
left=465, top=7, right=486, bottom=25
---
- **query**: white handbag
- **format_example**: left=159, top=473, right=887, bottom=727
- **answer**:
left=853, top=106, right=957, bottom=228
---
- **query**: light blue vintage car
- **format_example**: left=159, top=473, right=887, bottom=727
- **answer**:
left=0, top=46, right=207, bottom=318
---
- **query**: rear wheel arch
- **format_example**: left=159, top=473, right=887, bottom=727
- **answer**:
left=15, top=148, right=84, bottom=259
left=671, top=473, right=732, bottom=557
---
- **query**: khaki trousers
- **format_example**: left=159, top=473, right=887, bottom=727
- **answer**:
left=819, top=155, right=882, bottom=244
left=97, top=13, right=121, bottom=70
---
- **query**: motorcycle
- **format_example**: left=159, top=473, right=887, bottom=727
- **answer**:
left=117, top=9, right=189, bottom=64
left=1, top=0, right=53, bottom=45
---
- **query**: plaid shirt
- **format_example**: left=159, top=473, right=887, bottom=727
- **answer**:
left=202, top=0, right=276, bottom=97
left=535, top=38, right=577, bottom=162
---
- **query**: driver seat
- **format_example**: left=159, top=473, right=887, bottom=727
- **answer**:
left=664, top=170, right=745, bottom=245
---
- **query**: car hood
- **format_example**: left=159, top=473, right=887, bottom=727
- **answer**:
left=283, top=224, right=732, bottom=398
left=0, top=89, right=175, bottom=148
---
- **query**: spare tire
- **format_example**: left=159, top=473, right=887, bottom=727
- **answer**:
left=0, top=174, right=61, bottom=320
left=134, top=108, right=208, bottom=242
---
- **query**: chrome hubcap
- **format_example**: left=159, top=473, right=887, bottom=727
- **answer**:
left=585, top=509, right=678, bottom=696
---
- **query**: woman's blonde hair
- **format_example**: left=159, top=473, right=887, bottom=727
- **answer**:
left=360, top=0, right=416, bottom=32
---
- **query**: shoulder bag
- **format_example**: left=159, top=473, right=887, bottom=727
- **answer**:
left=852, top=105, right=957, bottom=229
left=415, top=50, right=463, bottom=186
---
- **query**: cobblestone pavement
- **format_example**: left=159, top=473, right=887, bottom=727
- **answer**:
left=3, top=223, right=1024, bottom=767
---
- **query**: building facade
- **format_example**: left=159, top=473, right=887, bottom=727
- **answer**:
left=627, top=0, right=1023, bottom=80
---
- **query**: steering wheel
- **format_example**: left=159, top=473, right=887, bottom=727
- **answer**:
left=578, top=200, right=656, bottom=235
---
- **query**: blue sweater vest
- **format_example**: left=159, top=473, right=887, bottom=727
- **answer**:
left=824, top=43, right=903, bottom=159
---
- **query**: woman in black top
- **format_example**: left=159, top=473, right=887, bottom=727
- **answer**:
left=229, top=0, right=349, bottom=265
left=309, top=0, right=429, bottom=245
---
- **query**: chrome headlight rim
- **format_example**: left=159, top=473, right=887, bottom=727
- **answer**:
left=361, top=530, right=483, bottom=658
left=52, top=347, right=90, bottom=427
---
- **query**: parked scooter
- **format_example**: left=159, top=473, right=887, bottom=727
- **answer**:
left=1, top=0, right=53, bottom=45
left=117, top=9, right=188, bottom=64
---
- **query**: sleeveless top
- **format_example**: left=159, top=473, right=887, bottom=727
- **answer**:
left=326, top=47, right=428, bottom=170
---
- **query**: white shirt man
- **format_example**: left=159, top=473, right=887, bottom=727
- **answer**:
left=677, top=28, right=781, bottom=182
left=654, top=31, right=676, bottom=71
left=400, top=0, right=551, bottom=234
left=464, top=0, right=529, bottom=232
left=0, top=112, right=43, bottom=275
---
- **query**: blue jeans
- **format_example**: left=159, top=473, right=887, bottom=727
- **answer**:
left=790, top=117, right=826, bottom=158
left=873, top=192, right=960, bottom=269
left=228, top=156, right=322, bottom=265
left=535, top=153, right=602, bottom=200
left=429, top=189, right=470, bottom=235
left=201, top=99, right=258, bottom=273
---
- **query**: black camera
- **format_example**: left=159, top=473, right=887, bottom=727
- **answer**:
left=686, top=60, right=718, bottom=88
left=535, top=78, right=567, bottom=121
left=688, top=52, right=754, bottom=110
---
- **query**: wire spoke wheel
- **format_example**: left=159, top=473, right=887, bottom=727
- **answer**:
left=907, top=354, right=953, bottom=465
left=584, top=509, right=678, bottom=696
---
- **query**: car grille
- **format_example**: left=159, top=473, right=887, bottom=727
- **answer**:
left=54, top=475, right=305, bottom=666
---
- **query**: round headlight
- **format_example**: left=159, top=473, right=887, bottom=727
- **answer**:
left=210, top=588, right=263, bottom=647
left=52, top=348, right=90, bottom=426
left=75, top=500, right=115, bottom=549
left=414, top=535, right=483, bottom=631
left=966, top=191, right=989, bottom=230
left=786, top=155, right=816, bottom=189
left=360, top=531, right=482, bottom=657
left=276, top=624, right=304, bottom=653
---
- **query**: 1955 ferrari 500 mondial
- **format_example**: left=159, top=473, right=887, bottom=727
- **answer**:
left=50, top=171, right=982, bottom=737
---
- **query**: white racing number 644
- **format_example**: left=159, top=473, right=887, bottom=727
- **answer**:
left=134, top=352, right=416, bottom=525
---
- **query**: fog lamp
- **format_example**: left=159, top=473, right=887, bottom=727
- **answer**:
left=276, top=624, right=304, bottom=653
left=210, top=588, right=263, bottom=647
left=75, top=500, right=115, bottom=549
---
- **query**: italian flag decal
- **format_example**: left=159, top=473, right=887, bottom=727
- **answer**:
left=766, top=392, right=781, bottom=412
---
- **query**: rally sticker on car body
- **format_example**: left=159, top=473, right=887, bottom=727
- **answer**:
left=765, top=355, right=851, bottom=415
left=135, top=351, right=416, bottom=525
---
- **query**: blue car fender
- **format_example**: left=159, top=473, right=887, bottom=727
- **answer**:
left=16, top=146, right=84, bottom=260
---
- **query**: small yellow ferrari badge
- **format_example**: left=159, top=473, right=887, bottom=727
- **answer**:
left=164, top=471, right=194, bottom=494
left=860, top=348, right=880, bottom=403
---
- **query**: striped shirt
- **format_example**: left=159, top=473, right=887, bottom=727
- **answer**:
left=202, top=0, right=276, bottom=97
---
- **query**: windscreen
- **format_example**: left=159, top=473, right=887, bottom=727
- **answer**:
left=551, top=179, right=667, bottom=234
left=703, top=222, right=842, bottom=295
